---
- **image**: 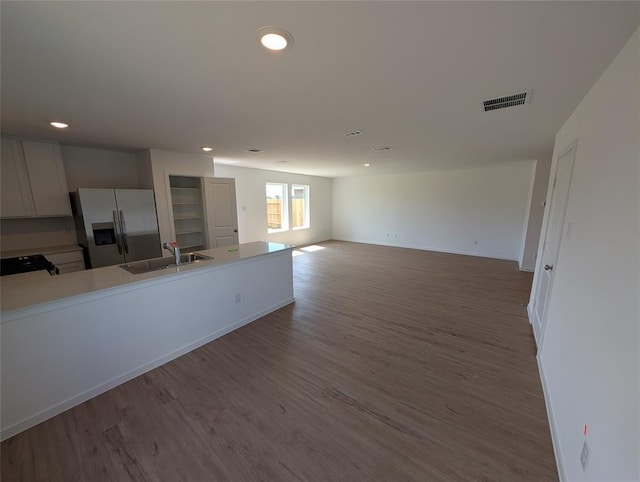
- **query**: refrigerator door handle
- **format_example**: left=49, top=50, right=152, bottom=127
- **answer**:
left=112, top=210, right=123, bottom=255
left=119, top=210, right=129, bottom=254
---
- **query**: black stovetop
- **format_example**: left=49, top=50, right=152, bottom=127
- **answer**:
left=0, top=254, right=59, bottom=276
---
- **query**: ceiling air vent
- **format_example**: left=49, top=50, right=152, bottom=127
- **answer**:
left=482, top=91, right=532, bottom=112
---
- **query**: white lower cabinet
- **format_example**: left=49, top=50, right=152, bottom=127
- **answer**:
left=44, top=249, right=85, bottom=274
left=0, top=138, right=71, bottom=218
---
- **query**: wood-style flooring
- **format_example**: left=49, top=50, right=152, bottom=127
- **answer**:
left=1, top=241, right=558, bottom=481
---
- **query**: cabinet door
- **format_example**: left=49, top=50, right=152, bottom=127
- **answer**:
left=0, top=138, right=35, bottom=217
left=21, top=140, right=71, bottom=216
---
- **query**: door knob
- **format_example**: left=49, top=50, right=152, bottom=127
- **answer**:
left=544, top=264, right=553, bottom=271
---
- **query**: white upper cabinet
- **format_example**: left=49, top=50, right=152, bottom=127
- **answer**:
left=1, top=138, right=35, bottom=217
left=0, top=138, right=71, bottom=218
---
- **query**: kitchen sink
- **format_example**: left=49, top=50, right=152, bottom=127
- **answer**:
left=120, top=253, right=213, bottom=274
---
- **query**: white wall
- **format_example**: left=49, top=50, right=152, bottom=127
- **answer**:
left=533, top=28, right=639, bottom=482
left=62, top=145, right=139, bottom=191
left=332, top=161, right=535, bottom=261
left=139, top=149, right=215, bottom=249
left=214, top=164, right=332, bottom=246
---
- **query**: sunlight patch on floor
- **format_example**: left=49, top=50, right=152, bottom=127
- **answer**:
left=300, top=245, right=326, bottom=252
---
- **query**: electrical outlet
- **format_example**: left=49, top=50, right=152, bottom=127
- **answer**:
left=580, top=440, right=589, bottom=471
left=235, top=293, right=241, bottom=304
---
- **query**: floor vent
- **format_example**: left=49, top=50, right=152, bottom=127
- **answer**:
left=483, top=91, right=531, bottom=112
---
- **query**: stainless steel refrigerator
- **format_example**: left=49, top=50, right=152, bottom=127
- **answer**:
left=71, top=188, right=162, bottom=268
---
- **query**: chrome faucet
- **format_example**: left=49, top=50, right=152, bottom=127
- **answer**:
left=163, top=241, right=181, bottom=265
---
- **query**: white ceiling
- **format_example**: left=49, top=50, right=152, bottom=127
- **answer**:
left=1, top=1, right=638, bottom=178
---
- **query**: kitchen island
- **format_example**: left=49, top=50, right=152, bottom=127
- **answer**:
left=1, top=241, right=294, bottom=440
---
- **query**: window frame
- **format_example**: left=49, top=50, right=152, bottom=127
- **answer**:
left=291, top=184, right=310, bottom=231
left=266, top=182, right=289, bottom=234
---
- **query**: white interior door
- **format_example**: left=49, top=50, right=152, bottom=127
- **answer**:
left=203, top=178, right=239, bottom=248
left=532, top=141, right=577, bottom=346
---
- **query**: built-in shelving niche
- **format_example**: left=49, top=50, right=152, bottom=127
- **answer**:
left=169, top=175, right=206, bottom=251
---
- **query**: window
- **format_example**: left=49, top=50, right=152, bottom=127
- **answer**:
left=265, top=182, right=311, bottom=233
left=291, top=184, right=309, bottom=230
left=266, top=183, right=288, bottom=233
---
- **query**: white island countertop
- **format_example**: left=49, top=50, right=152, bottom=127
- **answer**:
left=1, top=241, right=293, bottom=319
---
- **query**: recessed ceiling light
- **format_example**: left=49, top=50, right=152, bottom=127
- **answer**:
left=50, top=121, right=68, bottom=129
left=245, top=148, right=263, bottom=153
left=201, top=146, right=213, bottom=152
left=257, top=27, right=293, bottom=51
left=343, top=130, right=363, bottom=137
left=363, top=163, right=371, bottom=167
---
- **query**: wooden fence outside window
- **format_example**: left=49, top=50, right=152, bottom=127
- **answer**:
left=267, top=199, right=305, bottom=229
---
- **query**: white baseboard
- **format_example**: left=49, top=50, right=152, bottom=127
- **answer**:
left=537, top=354, right=567, bottom=482
left=0, top=298, right=294, bottom=441
left=330, top=237, right=519, bottom=262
